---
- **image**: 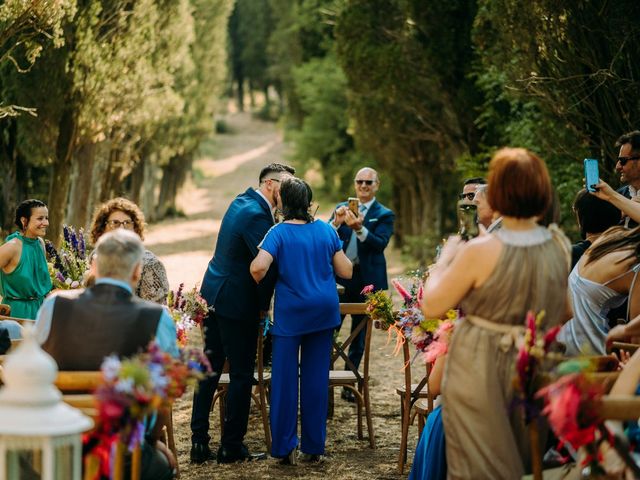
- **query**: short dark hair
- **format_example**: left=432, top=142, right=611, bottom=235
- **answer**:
left=615, top=131, right=640, bottom=154
left=15, top=199, right=47, bottom=230
left=259, top=163, right=295, bottom=183
left=573, top=189, right=621, bottom=238
left=280, top=178, right=313, bottom=223
left=487, top=148, right=552, bottom=218
left=463, top=177, right=487, bottom=186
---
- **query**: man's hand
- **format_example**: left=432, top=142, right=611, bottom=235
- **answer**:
left=332, top=206, right=348, bottom=227
left=344, top=210, right=364, bottom=231
left=591, top=180, right=616, bottom=202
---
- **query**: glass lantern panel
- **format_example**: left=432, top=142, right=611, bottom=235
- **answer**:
left=53, top=443, right=74, bottom=479
left=6, top=449, right=42, bottom=479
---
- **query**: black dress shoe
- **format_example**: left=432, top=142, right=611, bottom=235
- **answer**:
left=217, top=445, right=268, bottom=464
left=341, top=388, right=356, bottom=403
left=190, top=442, right=216, bottom=464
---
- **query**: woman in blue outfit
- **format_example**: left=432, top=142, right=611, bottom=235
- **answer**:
left=409, top=351, right=447, bottom=480
left=250, top=177, right=352, bottom=465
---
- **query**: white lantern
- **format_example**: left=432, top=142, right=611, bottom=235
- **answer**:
left=0, top=327, right=93, bottom=480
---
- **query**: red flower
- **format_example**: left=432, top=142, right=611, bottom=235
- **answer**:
left=361, top=284, right=374, bottom=295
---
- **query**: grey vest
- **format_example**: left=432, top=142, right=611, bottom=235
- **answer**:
left=42, top=283, right=162, bottom=370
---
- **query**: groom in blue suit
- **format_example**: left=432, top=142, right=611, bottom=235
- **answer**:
left=330, top=167, right=394, bottom=402
left=190, top=163, right=295, bottom=464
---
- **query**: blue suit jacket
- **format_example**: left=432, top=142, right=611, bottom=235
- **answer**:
left=200, top=188, right=276, bottom=320
left=331, top=200, right=395, bottom=291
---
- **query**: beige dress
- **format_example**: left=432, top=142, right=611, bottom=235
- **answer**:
left=441, top=225, right=569, bottom=480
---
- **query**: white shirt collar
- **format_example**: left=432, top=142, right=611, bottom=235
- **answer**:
left=360, top=198, right=376, bottom=211
left=630, top=185, right=639, bottom=198
left=255, top=188, right=276, bottom=222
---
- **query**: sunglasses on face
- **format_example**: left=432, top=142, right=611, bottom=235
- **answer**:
left=355, top=180, right=374, bottom=186
left=618, top=156, right=640, bottom=166
left=458, top=192, right=476, bottom=201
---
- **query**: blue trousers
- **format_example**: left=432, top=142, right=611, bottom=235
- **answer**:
left=270, top=329, right=333, bottom=457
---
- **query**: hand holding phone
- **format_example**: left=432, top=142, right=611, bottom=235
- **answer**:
left=457, top=201, right=479, bottom=241
left=584, top=158, right=599, bottom=193
left=348, top=197, right=359, bottom=216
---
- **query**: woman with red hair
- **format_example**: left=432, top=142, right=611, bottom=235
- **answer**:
left=422, top=148, right=571, bottom=479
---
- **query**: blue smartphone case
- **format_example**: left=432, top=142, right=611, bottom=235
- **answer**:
left=584, top=158, right=599, bottom=192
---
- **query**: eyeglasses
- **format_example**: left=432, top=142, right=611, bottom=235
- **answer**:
left=617, top=156, right=640, bottom=166
left=105, top=219, right=134, bottom=229
left=355, top=180, right=374, bottom=186
left=458, top=192, right=476, bottom=201
left=266, top=178, right=281, bottom=183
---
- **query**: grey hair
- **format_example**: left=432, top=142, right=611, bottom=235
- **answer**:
left=94, top=229, right=144, bottom=280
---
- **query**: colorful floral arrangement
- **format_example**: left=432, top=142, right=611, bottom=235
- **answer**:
left=361, top=284, right=394, bottom=329
left=512, top=311, right=562, bottom=423
left=536, top=360, right=607, bottom=475
left=45, top=225, right=89, bottom=289
left=391, top=274, right=458, bottom=364
left=83, top=342, right=211, bottom=479
left=166, top=283, right=210, bottom=347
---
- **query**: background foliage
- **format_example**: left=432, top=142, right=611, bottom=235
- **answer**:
left=2, top=0, right=640, bottom=262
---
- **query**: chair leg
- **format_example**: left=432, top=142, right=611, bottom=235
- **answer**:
left=356, top=386, right=363, bottom=440
left=363, top=383, right=375, bottom=449
left=219, top=395, right=226, bottom=438
left=166, top=407, right=179, bottom=478
left=255, top=387, right=272, bottom=452
left=328, top=386, right=334, bottom=418
left=398, top=398, right=411, bottom=474
left=417, top=413, right=425, bottom=436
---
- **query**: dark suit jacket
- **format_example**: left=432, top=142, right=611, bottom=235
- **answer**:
left=200, top=188, right=276, bottom=320
left=331, top=199, right=395, bottom=291
left=617, top=185, right=638, bottom=228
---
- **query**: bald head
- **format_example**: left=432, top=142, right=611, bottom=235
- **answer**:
left=354, top=167, right=380, bottom=203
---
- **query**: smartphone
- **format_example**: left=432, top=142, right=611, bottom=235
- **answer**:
left=457, top=201, right=479, bottom=241
left=584, top=158, right=599, bottom=193
left=348, top=197, right=359, bottom=216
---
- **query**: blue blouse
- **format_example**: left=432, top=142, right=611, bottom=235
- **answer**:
left=260, top=220, right=342, bottom=336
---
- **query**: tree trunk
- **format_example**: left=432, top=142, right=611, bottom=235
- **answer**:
left=48, top=106, right=77, bottom=246
left=129, top=154, right=145, bottom=205
left=0, top=118, right=22, bottom=233
left=66, top=140, right=96, bottom=230
left=99, top=147, right=125, bottom=202
left=141, top=153, right=158, bottom=221
left=236, top=77, right=245, bottom=112
left=157, top=154, right=191, bottom=219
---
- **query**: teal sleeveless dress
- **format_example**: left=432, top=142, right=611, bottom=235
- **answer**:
left=0, top=232, right=52, bottom=319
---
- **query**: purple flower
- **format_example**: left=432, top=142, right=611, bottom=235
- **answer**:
left=78, top=229, right=86, bottom=258
left=63, top=225, right=71, bottom=245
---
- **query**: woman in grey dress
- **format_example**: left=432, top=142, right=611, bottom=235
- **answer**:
left=422, top=148, right=570, bottom=479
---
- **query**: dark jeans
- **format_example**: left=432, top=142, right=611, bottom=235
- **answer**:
left=190, top=312, right=259, bottom=450
left=338, top=265, right=366, bottom=370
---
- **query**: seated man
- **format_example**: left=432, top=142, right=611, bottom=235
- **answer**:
left=35, top=229, right=178, bottom=368
left=35, top=229, right=179, bottom=480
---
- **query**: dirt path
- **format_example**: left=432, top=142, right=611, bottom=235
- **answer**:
left=146, top=113, right=415, bottom=479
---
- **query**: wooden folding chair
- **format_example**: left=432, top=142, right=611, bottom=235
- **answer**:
left=328, top=303, right=375, bottom=448
left=0, top=304, right=10, bottom=316
left=609, top=341, right=640, bottom=355
left=55, top=372, right=175, bottom=480
left=211, top=324, right=272, bottom=451
left=396, top=341, right=431, bottom=474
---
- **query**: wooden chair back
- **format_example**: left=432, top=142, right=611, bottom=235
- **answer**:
left=609, top=341, right=640, bottom=355
left=328, top=303, right=375, bottom=448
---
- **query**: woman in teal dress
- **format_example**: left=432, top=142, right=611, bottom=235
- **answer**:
left=0, top=199, right=52, bottom=321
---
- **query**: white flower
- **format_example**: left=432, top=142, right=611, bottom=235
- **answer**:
left=101, top=355, right=121, bottom=381
left=115, top=377, right=134, bottom=394
left=65, top=277, right=72, bottom=285
left=70, top=280, right=79, bottom=288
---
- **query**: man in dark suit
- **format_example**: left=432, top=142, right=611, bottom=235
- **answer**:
left=330, top=167, right=394, bottom=403
left=615, top=131, right=640, bottom=228
left=190, top=163, right=295, bottom=464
